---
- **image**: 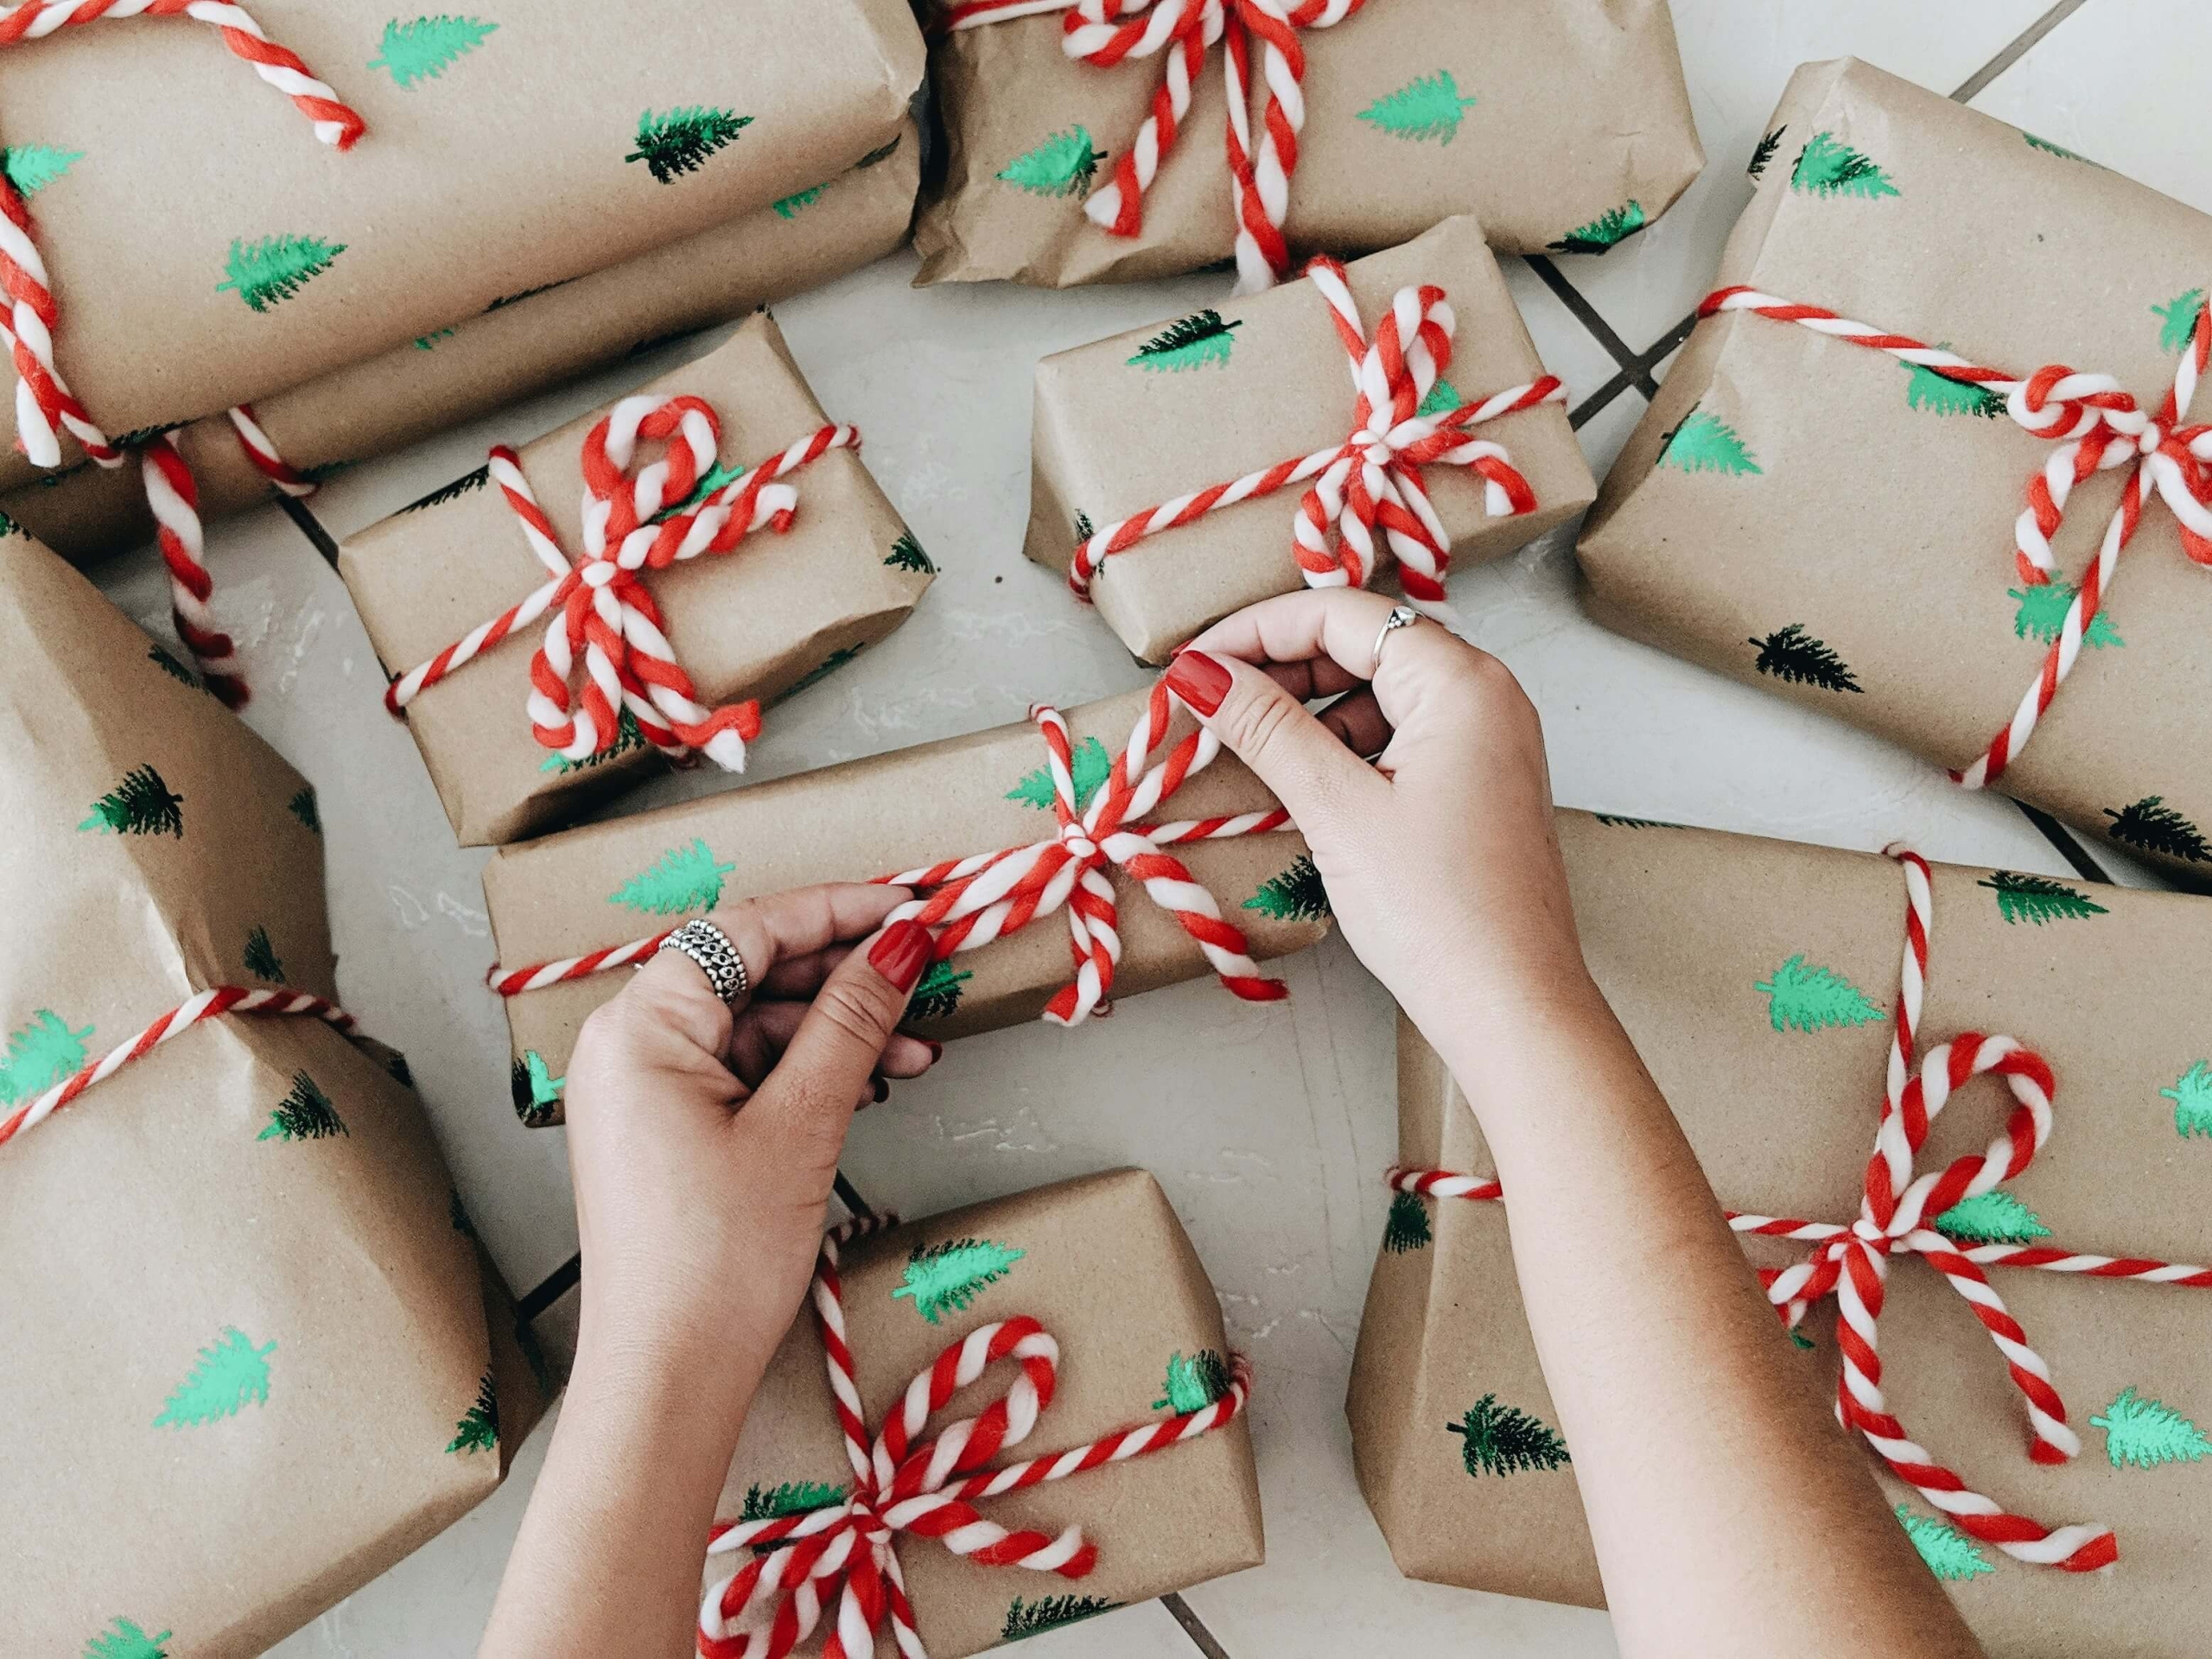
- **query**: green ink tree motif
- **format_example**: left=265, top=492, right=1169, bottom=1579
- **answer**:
left=216, top=234, right=347, bottom=313
left=608, top=838, right=735, bottom=915
left=243, top=925, right=286, bottom=982
left=2010, top=583, right=2121, bottom=649
left=905, top=959, right=971, bottom=1024
left=857, top=136, right=902, bottom=169
left=79, top=764, right=184, bottom=836
left=1903, top=357, right=2006, bottom=419
left=1789, top=1329, right=1817, bottom=1351
left=1976, top=870, right=2107, bottom=925
left=385, top=1049, right=415, bottom=1089
left=1447, top=1393, right=1570, bottom=1477
left=1382, top=1188, right=1433, bottom=1253
left=82, top=1618, right=172, bottom=1659
left=2023, top=131, right=2089, bottom=163
left=0, top=506, right=22, bottom=537
left=486, top=280, right=565, bottom=312
left=1128, top=310, right=1243, bottom=372
left=541, top=706, right=648, bottom=773
left=1007, top=734, right=1113, bottom=812
left=1072, top=510, right=1094, bottom=543
left=1355, top=70, right=1478, bottom=145
left=401, top=463, right=488, bottom=513
left=1548, top=200, right=1647, bottom=256
left=740, top=1479, right=847, bottom=1522
left=1592, top=814, right=1684, bottom=829
left=1754, top=955, right=1885, bottom=1033
left=414, top=327, right=456, bottom=351
left=3, top=143, right=83, bottom=197
left=1746, top=124, right=1786, bottom=179
left=996, top=126, right=1105, bottom=198
left=626, top=106, right=752, bottom=184
left=1790, top=131, right=1900, bottom=200
left=772, top=184, right=824, bottom=219
left=511, top=1050, right=565, bottom=1123
left=2155, top=288, right=2206, bottom=354
left=1658, top=410, right=1761, bottom=475
left=2090, top=1387, right=2211, bottom=1468
left=288, top=785, right=321, bottom=833
left=2161, top=1060, right=2212, bottom=1139
left=1416, top=376, right=1462, bottom=418
left=1934, top=1187, right=2051, bottom=1244
left=154, top=1325, right=275, bottom=1427
left=147, top=642, right=202, bottom=688
left=892, top=1237, right=1026, bottom=1325
left=1153, top=1349, right=1232, bottom=1414
left=1244, top=854, right=1331, bottom=921
left=446, top=1370, right=499, bottom=1454
left=1749, top=624, right=1863, bottom=694
left=1895, top=1504, right=1995, bottom=1581
left=369, top=15, right=499, bottom=88
left=885, top=531, right=936, bottom=574
left=0, top=1009, right=94, bottom=1103
left=777, top=644, right=864, bottom=704
left=647, top=458, right=748, bottom=524
left=1003, top=1596, right=1121, bottom=1640
left=2103, top=796, right=2212, bottom=863
left=258, top=1071, right=346, bottom=1141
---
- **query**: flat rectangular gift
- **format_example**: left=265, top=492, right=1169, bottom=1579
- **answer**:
left=340, top=313, right=933, bottom=848
left=0, top=535, right=546, bottom=1657
left=1579, top=59, right=2212, bottom=883
left=1349, top=810, right=2212, bottom=1657
left=1027, top=216, right=1595, bottom=663
left=699, top=1168, right=1263, bottom=1658
left=0, top=122, right=925, bottom=565
left=481, top=680, right=1330, bottom=1126
left=914, top=0, right=1702, bottom=288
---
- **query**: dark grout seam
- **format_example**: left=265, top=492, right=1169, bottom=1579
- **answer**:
left=2012, top=801, right=2116, bottom=885
left=280, top=493, right=344, bottom=569
left=1950, top=0, right=2092, bottom=102
left=1522, top=254, right=1660, bottom=399
left=1160, top=1592, right=1238, bottom=1659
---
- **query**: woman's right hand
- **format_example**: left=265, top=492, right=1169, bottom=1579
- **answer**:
left=1162, top=588, right=1597, bottom=1042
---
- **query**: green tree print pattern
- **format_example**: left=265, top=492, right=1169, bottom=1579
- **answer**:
left=1007, top=734, right=1113, bottom=811
left=400, top=463, right=489, bottom=512
left=1355, top=70, right=1477, bottom=144
left=3, top=143, right=82, bottom=196
left=1746, top=125, right=1786, bottom=179
left=258, top=1071, right=346, bottom=1141
left=2090, top=1388, right=2210, bottom=1468
left=79, top=764, right=184, bottom=836
left=154, top=1326, right=275, bottom=1427
left=541, top=707, right=648, bottom=773
left=1416, top=377, right=1462, bottom=418
left=217, top=234, right=347, bottom=312
left=447, top=1371, right=499, bottom=1454
left=627, top=107, right=752, bottom=183
left=1128, top=310, right=1243, bottom=372
left=2023, top=131, right=2090, bottom=163
left=1903, top=357, right=2006, bottom=419
left=772, top=184, right=825, bottom=219
left=1382, top=1189, right=1433, bottom=1253
left=997, top=127, right=1105, bottom=198
left=885, top=531, right=936, bottom=574
left=1749, top=624, right=1862, bottom=694
left=2155, top=289, right=2205, bottom=354
left=777, top=644, right=865, bottom=703
left=0, top=1009, right=92, bottom=1104
left=740, top=1479, right=847, bottom=1522
left=1153, top=1349, right=1232, bottom=1414
left=1934, top=1188, right=2050, bottom=1244
left=369, top=16, right=498, bottom=87
left=288, top=785, right=322, bottom=833
left=2011, top=583, right=2120, bottom=649
left=1658, top=410, right=1761, bottom=475
left=1548, top=201, right=1646, bottom=255
left=511, top=1050, right=565, bottom=1122
left=2103, top=796, right=2212, bottom=863
left=2162, top=1060, right=2212, bottom=1139
left=1002, top=1596, right=1120, bottom=1640
left=905, top=959, right=970, bottom=1024
left=1896, top=1505, right=1995, bottom=1580
left=1976, top=870, right=2107, bottom=925
left=243, top=925, right=286, bottom=982
left=1755, top=956, right=1884, bottom=1033
left=1790, top=131, right=1899, bottom=199
left=1448, top=1393, right=1570, bottom=1476
left=892, top=1237, right=1025, bottom=1324
left=1244, top=854, right=1330, bottom=921
left=608, top=838, right=735, bottom=915
left=83, top=1618, right=172, bottom=1659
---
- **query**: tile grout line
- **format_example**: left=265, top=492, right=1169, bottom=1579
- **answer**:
left=1949, top=0, right=2095, bottom=102
left=1160, top=1592, right=1239, bottom=1659
left=281, top=493, right=344, bottom=569
left=2012, top=801, right=2116, bottom=885
left=1522, top=253, right=1660, bottom=397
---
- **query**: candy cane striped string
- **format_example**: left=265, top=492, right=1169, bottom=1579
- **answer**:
left=1388, top=848, right=2212, bottom=1573
left=142, top=433, right=249, bottom=708
left=1698, top=286, right=2212, bottom=791
left=226, top=404, right=316, bottom=499
left=1070, top=257, right=1561, bottom=618
left=0, top=985, right=356, bottom=1149
left=696, top=1216, right=1251, bottom=1659
left=387, top=396, right=857, bottom=773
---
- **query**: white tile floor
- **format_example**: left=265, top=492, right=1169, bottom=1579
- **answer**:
left=74, top=2, right=2196, bottom=1652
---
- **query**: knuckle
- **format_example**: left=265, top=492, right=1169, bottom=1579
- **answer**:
left=1228, top=686, right=1302, bottom=760
left=811, top=976, right=897, bottom=1050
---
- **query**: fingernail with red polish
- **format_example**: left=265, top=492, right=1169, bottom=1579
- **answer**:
left=1164, top=648, right=1233, bottom=717
left=868, top=919, right=932, bottom=992
left=922, top=1039, right=944, bottom=1064
left=872, top=1075, right=890, bottom=1104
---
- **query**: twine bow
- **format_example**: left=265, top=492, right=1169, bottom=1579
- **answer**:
left=696, top=1216, right=1251, bottom=1659
left=1389, top=847, right=2212, bottom=1574
left=386, top=394, right=858, bottom=773
left=1700, top=287, right=2212, bottom=790
left=1070, top=257, right=1562, bottom=622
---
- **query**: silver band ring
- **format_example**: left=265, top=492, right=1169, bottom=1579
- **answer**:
left=1371, top=605, right=1420, bottom=677
left=656, top=917, right=751, bottom=1005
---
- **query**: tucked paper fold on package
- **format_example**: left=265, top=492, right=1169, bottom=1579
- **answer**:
left=1027, top=217, right=1594, bottom=663
left=481, top=686, right=1329, bottom=1126
left=0, top=123, right=923, bottom=562
left=0, top=537, right=544, bottom=1658
left=1580, top=60, right=2212, bottom=882
left=915, top=0, right=1701, bottom=286
left=1349, top=811, right=2212, bottom=1658
left=705, top=1170, right=1263, bottom=1656
left=340, top=315, right=932, bottom=847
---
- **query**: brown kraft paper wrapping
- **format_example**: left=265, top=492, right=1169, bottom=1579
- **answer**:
left=1348, top=810, right=2212, bottom=1658
left=480, top=686, right=1330, bottom=1125
left=1579, top=59, right=2212, bottom=883
left=0, top=536, right=545, bottom=1658
left=0, top=124, right=924, bottom=563
left=714, top=1169, right=1263, bottom=1656
left=914, top=0, right=1701, bottom=286
left=1028, top=217, right=1595, bottom=663
left=340, top=314, right=933, bottom=848
left=0, top=0, right=921, bottom=482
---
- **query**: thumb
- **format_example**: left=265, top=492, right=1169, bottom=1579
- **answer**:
left=1163, top=648, right=1378, bottom=839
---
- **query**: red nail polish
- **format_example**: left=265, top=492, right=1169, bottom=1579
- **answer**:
left=872, top=1076, right=890, bottom=1104
left=923, top=1039, right=944, bottom=1063
left=868, top=919, right=932, bottom=992
left=1164, top=649, right=1233, bottom=717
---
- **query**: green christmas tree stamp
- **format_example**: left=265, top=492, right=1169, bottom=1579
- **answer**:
left=0, top=1009, right=93, bottom=1104
left=82, top=1618, right=172, bottom=1659
left=1977, top=870, right=2107, bottom=925
left=446, top=1370, right=499, bottom=1454
left=80, top=764, right=184, bottom=836
left=1448, top=1393, right=1570, bottom=1477
left=772, top=183, right=825, bottom=219
left=258, top=1071, right=346, bottom=1141
left=1749, top=624, right=1862, bottom=694
left=905, top=959, right=970, bottom=1024
left=2023, top=131, right=2090, bottom=163
left=1244, top=854, right=1330, bottom=921
left=400, top=463, right=489, bottom=513
left=740, top=1479, right=846, bottom=1522
left=3, top=142, right=82, bottom=197
left=243, top=925, right=286, bottom=982
left=149, top=641, right=200, bottom=686
left=1002, top=1596, right=1120, bottom=1641
left=154, top=1326, right=275, bottom=1427
left=542, top=707, right=648, bottom=773
left=288, top=785, right=321, bottom=833
left=1548, top=200, right=1646, bottom=256
left=1903, top=354, right=2006, bottom=419
left=415, top=327, right=456, bottom=351
left=777, top=644, right=865, bottom=704
left=1755, top=955, right=1884, bottom=1033
left=1128, top=310, right=1243, bottom=373
left=2090, top=1387, right=2210, bottom=1468
left=1934, top=1188, right=2050, bottom=1244
left=997, top=126, right=1105, bottom=198
left=1790, top=131, right=1898, bottom=199
left=2161, top=1060, right=2212, bottom=1139
left=892, top=1237, right=1025, bottom=1324
left=511, top=1050, right=565, bottom=1122
left=368, top=16, right=498, bottom=87
left=627, top=106, right=752, bottom=183
left=1895, top=1504, right=1994, bottom=1581
left=1746, top=125, right=1786, bottom=179
left=885, top=531, right=936, bottom=574
left=609, top=838, right=734, bottom=915
left=217, top=234, right=347, bottom=313
left=1592, top=813, right=1684, bottom=829
left=1657, top=409, right=1761, bottom=475
left=1153, top=1349, right=1232, bottom=1414
left=650, top=458, right=748, bottom=524
left=1007, top=734, right=1112, bottom=811
left=2010, top=583, right=2120, bottom=650
left=1417, top=377, right=1462, bottom=419
left=1356, top=70, right=1477, bottom=145
left=1382, top=1189, right=1432, bottom=1253
left=2103, top=796, right=2212, bottom=863
left=2155, top=288, right=2205, bottom=354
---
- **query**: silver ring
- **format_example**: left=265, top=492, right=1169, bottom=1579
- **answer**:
left=1371, top=605, right=1420, bottom=676
left=656, top=918, right=751, bottom=1005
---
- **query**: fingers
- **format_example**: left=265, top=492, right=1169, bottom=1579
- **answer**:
left=704, top=883, right=911, bottom=1014
left=1317, top=686, right=1392, bottom=759
left=618, top=948, right=741, bottom=1064
left=1184, top=588, right=1481, bottom=728
left=1163, top=645, right=1384, bottom=842
left=729, top=998, right=940, bottom=1090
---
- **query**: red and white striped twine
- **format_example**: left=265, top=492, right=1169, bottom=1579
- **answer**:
left=941, top=0, right=1371, bottom=293
left=1700, top=286, right=2212, bottom=791
left=0, top=984, right=357, bottom=1150
left=387, top=395, right=857, bottom=774
left=696, top=1215, right=1251, bottom=1659
left=226, top=402, right=317, bottom=499
left=0, top=1, right=365, bottom=707
left=1389, top=846, right=2211, bottom=1574
left=1070, top=257, right=1561, bottom=621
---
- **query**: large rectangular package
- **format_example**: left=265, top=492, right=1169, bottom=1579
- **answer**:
left=1349, top=810, right=2212, bottom=1658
